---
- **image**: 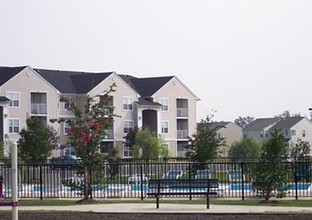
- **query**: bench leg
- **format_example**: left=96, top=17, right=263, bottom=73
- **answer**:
left=206, top=195, right=210, bottom=209
left=156, top=196, right=159, bottom=209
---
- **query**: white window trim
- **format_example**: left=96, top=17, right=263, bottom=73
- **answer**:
left=122, top=97, right=133, bottom=111
left=123, top=120, right=134, bottom=133
left=158, top=98, right=169, bottom=112
left=123, top=145, right=133, bottom=158
left=8, top=118, right=20, bottom=134
left=161, top=120, right=169, bottom=134
left=6, top=92, right=20, bottom=108
left=63, top=121, right=71, bottom=135
left=63, top=96, right=77, bottom=111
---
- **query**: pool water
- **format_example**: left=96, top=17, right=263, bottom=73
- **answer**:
left=230, top=183, right=311, bottom=191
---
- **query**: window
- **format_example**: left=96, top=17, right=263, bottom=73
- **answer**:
left=100, top=95, right=114, bottom=116
left=291, top=130, right=296, bottom=136
left=123, top=120, right=134, bottom=133
left=123, top=145, right=133, bottom=158
left=161, top=121, right=169, bottom=133
left=63, top=96, right=76, bottom=110
left=302, top=130, right=306, bottom=137
left=6, top=92, right=20, bottom=107
left=260, top=131, right=264, bottom=138
left=64, top=121, right=71, bottom=135
left=216, top=133, right=222, bottom=139
left=158, top=98, right=168, bottom=111
left=8, top=119, right=19, bottom=133
left=122, top=97, right=133, bottom=111
left=100, top=142, right=113, bottom=154
left=265, top=131, right=269, bottom=138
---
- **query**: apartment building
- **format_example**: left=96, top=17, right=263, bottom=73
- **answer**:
left=0, top=66, right=198, bottom=158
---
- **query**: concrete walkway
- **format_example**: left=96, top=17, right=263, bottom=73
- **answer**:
left=2, top=203, right=312, bottom=213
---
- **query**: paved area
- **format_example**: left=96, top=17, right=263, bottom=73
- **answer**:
left=2, top=203, right=312, bottom=214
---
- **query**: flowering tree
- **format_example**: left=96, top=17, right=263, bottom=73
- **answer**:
left=52, top=84, right=116, bottom=201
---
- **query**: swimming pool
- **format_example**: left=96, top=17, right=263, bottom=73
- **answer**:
left=230, top=183, right=311, bottom=191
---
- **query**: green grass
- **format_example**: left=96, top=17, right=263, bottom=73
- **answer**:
left=13, top=198, right=312, bottom=207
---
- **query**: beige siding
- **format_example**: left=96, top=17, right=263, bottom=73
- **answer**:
left=88, top=73, right=139, bottom=142
left=0, top=67, right=59, bottom=142
left=154, top=77, right=198, bottom=157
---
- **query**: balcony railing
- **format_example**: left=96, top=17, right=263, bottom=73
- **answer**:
left=31, top=103, right=47, bottom=114
left=176, top=108, right=188, bottom=117
left=177, top=130, right=189, bottom=139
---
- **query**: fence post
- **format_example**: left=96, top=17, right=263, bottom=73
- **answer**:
left=0, top=175, right=3, bottom=200
left=89, top=168, right=93, bottom=200
left=39, top=165, right=43, bottom=200
left=140, top=163, right=144, bottom=201
left=241, top=161, right=244, bottom=201
left=294, top=162, right=298, bottom=200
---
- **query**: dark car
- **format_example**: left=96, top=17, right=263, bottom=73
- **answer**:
left=50, top=155, right=81, bottom=169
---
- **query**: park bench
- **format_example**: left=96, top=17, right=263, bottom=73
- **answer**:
left=147, top=178, right=219, bottom=209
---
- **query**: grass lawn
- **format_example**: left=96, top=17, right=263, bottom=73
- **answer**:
left=14, top=198, right=312, bottom=207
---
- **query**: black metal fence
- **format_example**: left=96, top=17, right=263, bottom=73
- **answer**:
left=0, top=158, right=311, bottom=200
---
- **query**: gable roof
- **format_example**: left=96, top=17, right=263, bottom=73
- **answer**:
left=208, top=122, right=230, bottom=130
left=0, top=66, right=195, bottom=99
left=34, top=69, right=113, bottom=94
left=271, top=117, right=304, bottom=130
left=244, top=118, right=277, bottom=130
left=120, top=75, right=174, bottom=97
left=0, top=66, right=27, bottom=86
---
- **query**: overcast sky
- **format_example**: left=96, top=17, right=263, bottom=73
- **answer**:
left=1, top=0, right=312, bottom=122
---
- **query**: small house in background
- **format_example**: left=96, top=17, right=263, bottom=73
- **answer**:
left=270, top=117, right=312, bottom=154
left=244, top=116, right=312, bottom=156
left=243, top=118, right=277, bottom=143
left=208, top=122, right=243, bottom=157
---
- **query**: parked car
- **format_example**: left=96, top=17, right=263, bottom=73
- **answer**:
left=50, top=155, right=81, bottom=169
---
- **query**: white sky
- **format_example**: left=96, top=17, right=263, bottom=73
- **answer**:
left=1, top=0, right=312, bottom=122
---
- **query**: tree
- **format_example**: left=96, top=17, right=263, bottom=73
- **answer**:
left=274, top=110, right=301, bottom=122
left=18, top=117, right=52, bottom=163
left=251, top=129, right=289, bottom=201
left=123, top=127, right=137, bottom=149
left=228, top=137, right=261, bottom=159
left=133, top=129, right=169, bottom=160
left=290, top=139, right=311, bottom=182
left=234, top=116, right=254, bottom=129
left=48, top=125, right=59, bottom=150
left=53, top=84, right=116, bottom=201
left=290, top=138, right=310, bottom=161
left=186, top=116, right=225, bottom=172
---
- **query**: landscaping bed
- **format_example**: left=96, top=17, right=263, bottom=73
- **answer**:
left=0, top=212, right=311, bottom=220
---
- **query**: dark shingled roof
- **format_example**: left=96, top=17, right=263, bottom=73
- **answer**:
left=271, top=117, right=304, bottom=130
left=207, top=122, right=230, bottom=130
left=0, top=66, right=178, bottom=97
left=0, top=66, right=27, bottom=86
left=35, top=69, right=113, bottom=94
left=120, top=75, right=174, bottom=97
left=244, top=118, right=277, bottom=130
left=0, top=96, right=11, bottom=102
left=136, top=97, right=163, bottom=107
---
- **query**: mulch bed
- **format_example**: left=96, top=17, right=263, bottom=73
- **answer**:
left=0, top=212, right=311, bottom=220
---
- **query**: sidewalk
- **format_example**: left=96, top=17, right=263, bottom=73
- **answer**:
left=2, top=203, right=312, bottom=213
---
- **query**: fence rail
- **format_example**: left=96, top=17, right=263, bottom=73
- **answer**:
left=0, top=159, right=311, bottom=200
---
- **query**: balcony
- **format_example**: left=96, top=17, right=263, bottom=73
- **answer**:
left=31, top=103, right=47, bottom=115
left=177, top=129, right=189, bottom=139
left=176, top=108, right=188, bottom=118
